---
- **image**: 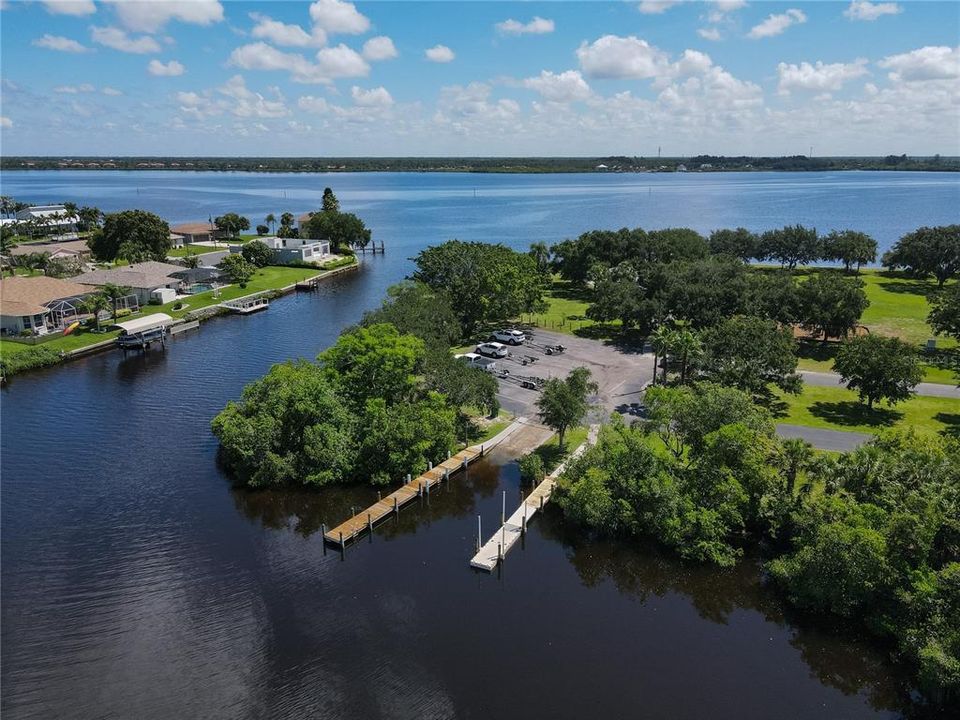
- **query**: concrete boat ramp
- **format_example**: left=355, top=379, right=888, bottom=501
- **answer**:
left=323, top=418, right=529, bottom=547
left=470, top=425, right=598, bottom=572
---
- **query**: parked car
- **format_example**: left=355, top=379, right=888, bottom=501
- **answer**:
left=455, top=353, right=498, bottom=372
left=476, top=342, right=509, bottom=358
left=491, top=328, right=526, bottom=345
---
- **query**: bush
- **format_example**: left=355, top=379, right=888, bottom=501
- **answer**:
left=0, top=345, right=62, bottom=376
left=241, top=240, right=274, bottom=268
left=172, top=302, right=184, bottom=311
left=518, top=453, right=545, bottom=484
left=115, top=308, right=132, bottom=318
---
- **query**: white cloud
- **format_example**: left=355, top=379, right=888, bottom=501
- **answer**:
left=91, top=26, right=162, bottom=54
left=495, top=17, right=555, bottom=35
left=638, top=1, right=682, bottom=14
left=315, top=44, right=370, bottom=78
left=844, top=1, right=902, bottom=21
left=711, top=0, right=747, bottom=11
left=218, top=75, right=288, bottom=118
left=576, top=35, right=669, bottom=79
left=54, top=83, right=96, bottom=93
left=249, top=12, right=325, bottom=48
left=351, top=85, right=393, bottom=107
left=148, top=59, right=186, bottom=76
left=523, top=70, right=592, bottom=103
left=362, top=36, right=398, bottom=61
left=32, top=34, right=91, bottom=53
left=747, top=9, right=806, bottom=39
left=877, top=46, right=960, bottom=82
left=102, top=87, right=124, bottom=96
left=42, top=0, right=95, bottom=16
left=105, top=0, right=224, bottom=33
left=436, top=82, right=520, bottom=126
left=298, top=95, right=331, bottom=114
left=425, top=45, right=455, bottom=63
left=309, top=0, right=370, bottom=35
left=698, top=27, right=722, bottom=41
left=0, top=116, right=12, bottom=128
left=777, top=59, right=869, bottom=93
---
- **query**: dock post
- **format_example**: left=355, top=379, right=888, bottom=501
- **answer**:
left=394, top=496, right=398, bottom=514
left=428, top=461, right=433, bottom=470
left=444, top=469, right=449, bottom=482
left=462, top=458, right=467, bottom=470
left=540, top=495, right=544, bottom=511
left=498, top=543, right=502, bottom=562
left=501, top=491, right=506, bottom=524
left=406, top=474, right=411, bottom=483
left=426, top=479, right=430, bottom=496
left=477, top=515, right=482, bottom=552
left=480, top=445, right=484, bottom=457
left=321, top=523, right=327, bottom=555
left=522, top=514, right=526, bottom=535
left=377, top=491, right=381, bottom=502
left=339, top=531, right=343, bottom=546
left=367, top=513, right=372, bottom=535
left=447, top=450, right=451, bottom=459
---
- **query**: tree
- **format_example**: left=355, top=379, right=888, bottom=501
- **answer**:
left=303, top=210, right=370, bottom=252
left=708, top=227, right=759, bottom=261
left=537, top=367, right=597, bottom=450
left=277, top=212, right=296, bottom=238
left=83, top=292, right=111, bottom=331
left=88, top=210, right=171, bottom=262
left=744, top=271, right=802, bottom=325
left=181, top=254, right=201, bottom=269
left=822, top=230, right=877, bottom=274
left=99, top=282, right=132, bottom=320
left=833, top=334, right=923, bottom=409
left=77, top=206, right=103, bottom=232
left=43, top=256, right=83, bottom=278
left=218, top=254, right=256, bottom=287
left=255, top=224, right=269, bottom=236
left=318, top=323, right=425, bottom=410
left=758, top=225, right=821, bottom=269
left=700, top=316, right=802, bottom=395
left=241, top=239, right=274, bottom=268
left=670, top=328, right=701, bottom=384
left=649, top=325, right=674, bottom=384
left=321, top=187, right=340, bottom=215
left=798, top=272, right=869, bottom=340
left=214, top=213, right=250, bottom=240
left=413, top=240, right=546, bottom=334
left=646, top=228, right=710, bottom=263
left=929, top=284, right=960, bottom=341
left=779, top=438, right=814, bottom=497
left=265, top=213, right=276, bottom=234
left=883, top=225, right=960, bottom=287
left=529, top=241, right=551, bottom=275
left=361, top=281, right=461, bottom=350
left=118, top=240, right=150, bottom=264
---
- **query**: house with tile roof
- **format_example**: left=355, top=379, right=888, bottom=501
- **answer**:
left=0, top=276, right=94, bottom=336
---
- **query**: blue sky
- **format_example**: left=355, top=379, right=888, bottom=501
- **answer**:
left=1, top=0, right=958, bottom=156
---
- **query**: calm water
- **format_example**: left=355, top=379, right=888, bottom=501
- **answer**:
left=3, top=171, right=956, bottom=719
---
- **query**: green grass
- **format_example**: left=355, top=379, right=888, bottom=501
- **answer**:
left=531, top=425, right=589, bottom=473
left=166, top=244, right=228, bottom=258
left=796, top=340, right=958, bottom=384
left=517, top=280, right=622, bottom=340
left=772, top=384, right=959, bottom=438
left=468, top=409, right=513, bottom=445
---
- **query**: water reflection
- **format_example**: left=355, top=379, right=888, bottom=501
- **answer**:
left=542, top=515, right=912, bottom=715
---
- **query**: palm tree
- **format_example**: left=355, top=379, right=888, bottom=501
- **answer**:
left=671, top=329, right=702, bottom=384
left=265, top=213, right=276, bottom=234
left=100, top=282, right=132, bottom=319
left=781, top=438, right=815, bottom=497
left=83, top=293, right=112, bottom=332
left=649, top=325, right=674, bottom=385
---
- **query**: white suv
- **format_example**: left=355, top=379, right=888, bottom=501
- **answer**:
left=476, top=342, right=509, bottom=358
left=491, top=329, right=526, bottom=345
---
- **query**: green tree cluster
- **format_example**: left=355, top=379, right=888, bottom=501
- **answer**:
left=241, top=239, right=274, bottom=268
left=413, top=240, right=546, bottom=334
left=301, top=187, right=371, bottom=252
left=883, top=225, right=960, bottom=287
left=88, top=210, right=171, bottom=262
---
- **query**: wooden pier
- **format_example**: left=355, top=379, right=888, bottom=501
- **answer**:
left=470, top=425, right=598, bottom=572
left=323, top=419, right=527, bottom=547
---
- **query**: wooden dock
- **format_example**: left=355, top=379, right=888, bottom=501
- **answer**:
left=470, top=425, right=598, bottom=572
left=323, top=418, right=527, bottom=547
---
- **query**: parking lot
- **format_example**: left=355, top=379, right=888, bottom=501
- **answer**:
left=482, top=329, right=656, bottom=420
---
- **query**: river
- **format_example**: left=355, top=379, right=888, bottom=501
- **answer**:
left=3, top=170, right=956, bottom=719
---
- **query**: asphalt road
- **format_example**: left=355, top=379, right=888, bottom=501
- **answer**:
left=800, top=370, right=960, bottom=399
left=775, top=423, right=872, bottom=452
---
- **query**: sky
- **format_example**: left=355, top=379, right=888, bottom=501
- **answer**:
left=0, top=0, right=958, bottom=156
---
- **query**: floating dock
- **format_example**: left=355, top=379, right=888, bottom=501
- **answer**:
left=470, top=425, right=598, bottom=572
left=221, top=295, right=269, bottom=314
left=323, top=418, right=528, bottom=547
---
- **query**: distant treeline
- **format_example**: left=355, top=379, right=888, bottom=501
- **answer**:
left=2, top=154, right=958, bottom=173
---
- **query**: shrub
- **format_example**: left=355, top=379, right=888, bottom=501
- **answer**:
left=0, top=345, right=62, bottom=376
left=518, top=453, right=545, bottom=484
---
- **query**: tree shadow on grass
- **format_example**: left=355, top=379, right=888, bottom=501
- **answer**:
left=796, top=340, right=838, bottom=365
left=874, top=280, right=942, bottom=299
left=809, top=401, right=902, bottom=428
left=936, top=413, right=960, bottom=439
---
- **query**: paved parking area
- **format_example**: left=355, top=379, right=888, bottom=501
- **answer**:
left=484, top=329, right=655, bottom=420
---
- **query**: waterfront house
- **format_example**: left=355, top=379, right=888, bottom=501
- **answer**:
left=76, top=261, right=185, bottom=305
left=169, top=222, right=225, bottom=245
left=14, top=204, right=80, bottom=239
left=0, top=276, right=93, bottom=335
left=169, top=232, right=186, bottom=248
left=234, top=236, right=330, bottom=264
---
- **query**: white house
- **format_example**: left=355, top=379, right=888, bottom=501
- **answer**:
left=239, top=236, right=331, bottom=264
left=15, top=204, right=79, bottom=239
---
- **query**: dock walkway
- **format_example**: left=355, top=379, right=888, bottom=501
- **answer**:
left=323, top=418, right=528, bottom=547
left=470, top=424, right=599, bottom=571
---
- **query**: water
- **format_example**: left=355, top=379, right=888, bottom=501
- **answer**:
left=3, top=170, right=953, bottom=719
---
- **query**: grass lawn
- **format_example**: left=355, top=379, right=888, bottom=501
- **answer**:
left=531, top=425, right=589, bottom=473
left=166, top=244, right=228, bottom=258
left=518, top=280, right=622, bottom=340
left=795, top=340, right=958, bottom=384
left=772, top=384, right=959, bottom=438
left=857, top=270, right=956, bottom=348
left=467, top=409, right=513, bottom=445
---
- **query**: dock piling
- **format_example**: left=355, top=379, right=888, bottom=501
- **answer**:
left=477, top=515, right=482, bottom=552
